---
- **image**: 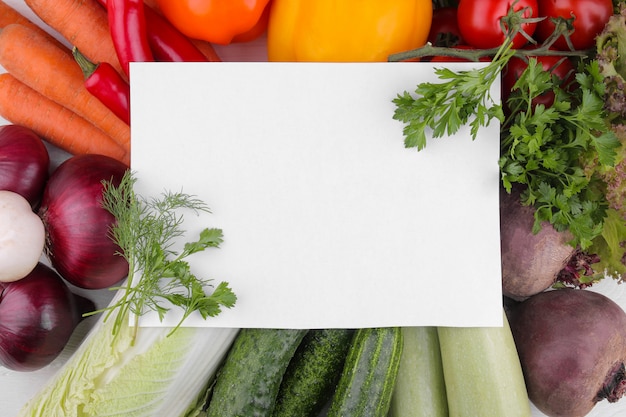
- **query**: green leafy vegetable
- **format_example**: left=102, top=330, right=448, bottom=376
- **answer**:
left=592, top=5, right=626, bottom=281
left=597, top=3, right=626, bottom=122
left=393, top=39, right=620, bottom=253
left=390, top=3, right=575, bottom=149
left=589, top=209, right=626, bottom=280
left=93, top=171, right=236, bottom=339
left=501, top=59, right=620, bottom=249
left=392, top=45, right=510, bottom=150
left=392, top=7, right=626, bottom=282
left=18, top=302, right=239, bottom=417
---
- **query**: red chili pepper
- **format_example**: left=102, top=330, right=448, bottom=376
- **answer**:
left=106, top=0, right=154, bottom=77
left=97, top=0, right=220, bottom=62
left=73, top=48, right=131, bottom=125
left=144, top=6, right=220, bottom=62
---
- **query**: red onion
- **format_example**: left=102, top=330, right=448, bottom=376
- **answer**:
left=39, top=154, right=129, bottom=289
left=0, top=124, right=50, bottom=208
left=0, top=262, right=95, bottom=371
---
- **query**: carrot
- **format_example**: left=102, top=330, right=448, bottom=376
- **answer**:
left=0, top=0, right=70, bottom=51
left=0, top=73, right=129, bottom=165
left=22, top=0, right=124, bottom=76
left=0, top=0, right=44, bottom=32
left=0, top=23, right=130, bottom=151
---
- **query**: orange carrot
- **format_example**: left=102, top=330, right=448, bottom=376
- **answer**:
left=0, top=0, right=70, bottom=51
left=0, top=0, right=44, bottom=32
left=0, top=73, right=129, bottom=165
left=0, top=0, right=48, bottom=33
left=22, top=0, right=124, bottom=76
left=0, top=23, right=130, bottom=151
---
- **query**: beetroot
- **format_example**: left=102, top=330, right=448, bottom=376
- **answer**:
left=508, top=288, right=626, bottom=417
left=500, top=187, right=577, bottom=300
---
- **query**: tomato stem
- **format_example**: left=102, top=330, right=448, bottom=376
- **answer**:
left=388, top=5, right=592, bottom=62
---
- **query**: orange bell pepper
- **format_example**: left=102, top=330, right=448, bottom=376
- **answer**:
left=155, top=0, right=271, bottom=45
left=267, top=0, right=432, bottom=62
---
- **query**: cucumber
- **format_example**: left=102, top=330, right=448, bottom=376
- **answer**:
left=389, top=327, right=449, bottom=417
left=271, top=328, right=353, bottom=417
left=437, top=310, right=531, bottom=417
left=327, top=327, right=403, bottom=417
left=205, top=328, right=308, bottom=417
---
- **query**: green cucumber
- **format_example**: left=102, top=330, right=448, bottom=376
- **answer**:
left=327, top=327, right=403, bottom=417
left=437, top=310, right=531, bottom=417
left=389, top=327, right=449, bottom=417
left=271, top=328, right=353, bottom=417
left=205, top=328, right=308, bottom=417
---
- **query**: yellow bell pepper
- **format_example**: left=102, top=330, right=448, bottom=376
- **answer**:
left=267, top=0, right=432, bottom=62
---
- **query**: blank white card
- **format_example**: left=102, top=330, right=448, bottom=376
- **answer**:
left=130, top=62, right=503, bottom=328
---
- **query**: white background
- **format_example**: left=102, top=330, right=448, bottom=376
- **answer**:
left=130, top=60, right=503, bottom=329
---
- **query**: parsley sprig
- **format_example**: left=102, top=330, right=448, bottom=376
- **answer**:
left=392, top=43, right=511, bottom=150
left=391, top=4, right=577, bottom=150
left=391, top=4, right=539, bottom=149
left=501, top=59, right=620, bottom=248
left=93, top=171, right=236, bottom=340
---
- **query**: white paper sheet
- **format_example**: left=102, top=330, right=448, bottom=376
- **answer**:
left=130, top=62, right=503, bottom=328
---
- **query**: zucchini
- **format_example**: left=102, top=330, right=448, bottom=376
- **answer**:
left=327, top=327, right=403, bottom=417
left=437, top=310, right=531, bottom=417
left=389, top=327, right=449, bottom=417
left=272, top=328, right=354, bottom=417
left=205, top=328, right=308, bottom=417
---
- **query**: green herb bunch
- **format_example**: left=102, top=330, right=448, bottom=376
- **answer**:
left=391, top=5, right=626, bottom=280
left=500, top=59, right=620, bottom=249
left=392, top=44, right=511, bottom=150
left=94, top=171, right=236, bottom=340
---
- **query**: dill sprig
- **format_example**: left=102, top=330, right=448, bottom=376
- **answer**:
left=93, top=171, right=236, bottom=340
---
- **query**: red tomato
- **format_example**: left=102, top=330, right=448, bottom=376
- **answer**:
left=535, top=0, right=613, bottom=51
left=501, top=54, right=576, bottom=108
left=457, top=0, right=539, bottom=49
left=428, top=7, right=465, bottom=47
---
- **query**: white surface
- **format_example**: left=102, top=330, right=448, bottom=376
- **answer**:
left=0, top=0, right=626, bottom=416
left=130, top=61, right=503, bottom=329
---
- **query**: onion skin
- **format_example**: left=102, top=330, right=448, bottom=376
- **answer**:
left=500, top=186, right=576, bottom=300
left=508, top=289, right=626, bottom=417
left=39, top=154, right=129, bottom=289
left=0, top=124, right=50, bottom=208
left=0, top=263, right=95, bottom=371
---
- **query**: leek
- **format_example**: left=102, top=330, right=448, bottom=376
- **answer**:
left=18, top=289, right=238, bottom=417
